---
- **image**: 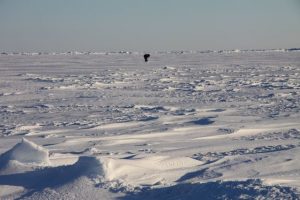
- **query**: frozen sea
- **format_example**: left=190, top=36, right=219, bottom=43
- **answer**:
left=0, top=51, right=299, bottom=199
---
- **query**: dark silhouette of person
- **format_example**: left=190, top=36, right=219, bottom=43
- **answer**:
left=144, top=54, right=150, bottom=62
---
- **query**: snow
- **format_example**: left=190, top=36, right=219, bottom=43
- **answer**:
left=0, top=51, right=300, bottom=199
left=98, top=155, right=203, bottom=186
left=0, top=138, right=50, bottom=166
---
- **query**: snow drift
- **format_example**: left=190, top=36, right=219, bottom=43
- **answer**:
left=0, top=51, right=300, bottom=199
left=0, top=138, right=50, bottom=174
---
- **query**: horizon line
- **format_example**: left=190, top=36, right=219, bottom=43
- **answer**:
left=1, top=47, right=300, bottom=55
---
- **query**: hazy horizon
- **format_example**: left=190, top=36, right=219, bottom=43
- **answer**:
left=1, top=0, right=300, bottom=52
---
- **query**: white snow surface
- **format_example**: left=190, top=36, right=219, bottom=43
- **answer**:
left=0, top=138, right=50, bottom=165
left=0, top=51, right=300, bottom=199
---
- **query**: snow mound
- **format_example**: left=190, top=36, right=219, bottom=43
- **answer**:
left=0, top=156, right=106, bottom=199
left=73, top=156, right=104, bottom=177
left=96, top=156, right=203, bottom=187
left=0, top=138, right=50, bottom=168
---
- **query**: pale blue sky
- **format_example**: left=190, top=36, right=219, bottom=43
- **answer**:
left=0, top=0, right=300, bottom=52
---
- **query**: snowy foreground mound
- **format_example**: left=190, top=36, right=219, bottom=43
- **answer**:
left=0, top=138, right=49, bottom=165
left=0, top=139, right=299, bottom=199
left=0, top=138, right=50, bottom=175
left=0, top=52, right=300, bottom=199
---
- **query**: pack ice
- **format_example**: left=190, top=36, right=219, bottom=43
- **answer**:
left=0, top=50, right=299, bottom=199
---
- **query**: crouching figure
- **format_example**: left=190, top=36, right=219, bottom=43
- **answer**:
left=144, top=54, right=150, bottom=62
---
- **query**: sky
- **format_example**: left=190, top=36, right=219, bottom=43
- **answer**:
left=0, top=0, right=300, bottom=52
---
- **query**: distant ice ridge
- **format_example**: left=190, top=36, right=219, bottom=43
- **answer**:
left=0, top=51, right=139, bottom=56
left=1, top=48, right=299, bottom=56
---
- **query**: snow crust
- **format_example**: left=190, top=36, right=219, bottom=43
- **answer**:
left=0, top=51, right=299, bottom=199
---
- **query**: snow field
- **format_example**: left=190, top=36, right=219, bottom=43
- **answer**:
left=0, top=51, right=299, bottom=199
